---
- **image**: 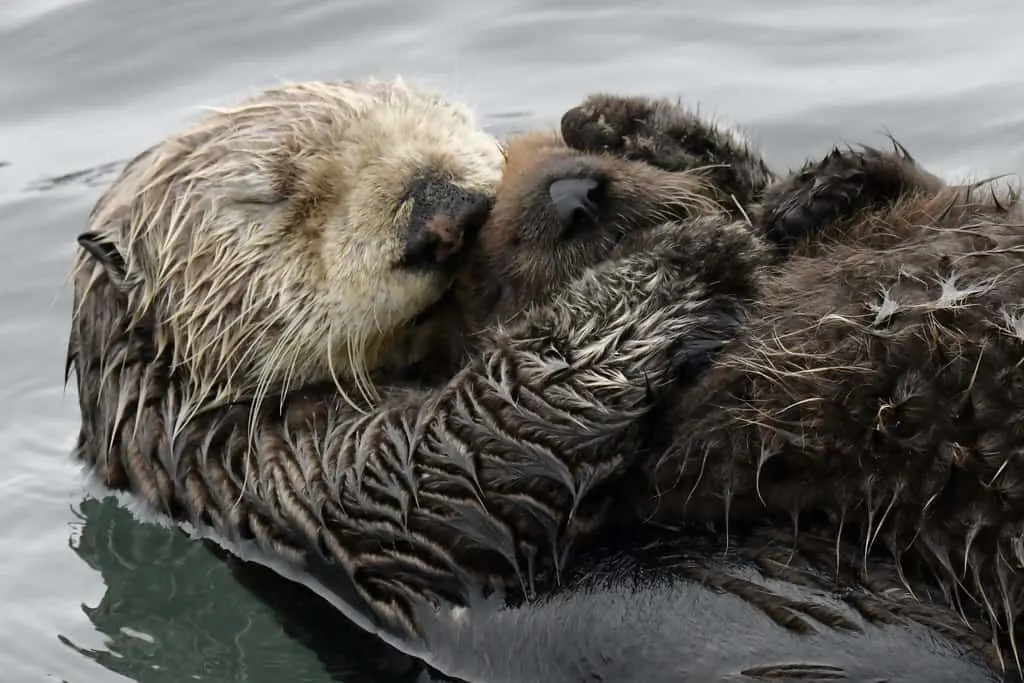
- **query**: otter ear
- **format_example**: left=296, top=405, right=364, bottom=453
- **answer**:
left=77, top=232, right=132, bottom=293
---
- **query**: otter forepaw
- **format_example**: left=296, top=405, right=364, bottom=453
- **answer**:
left=560, top=94, right=669, bottom=159
left=760, top=142, right=942, bottom=252
left=560, top=94, right=774, bottom=206
left=602, top=218, right=765, bottom=386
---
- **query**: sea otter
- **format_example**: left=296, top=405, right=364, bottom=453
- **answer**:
left=68, top=76, right=508, bottom=517
left=70, top=90, right=1014, bottom=680
left=556, top=94, right=1024, bottom=663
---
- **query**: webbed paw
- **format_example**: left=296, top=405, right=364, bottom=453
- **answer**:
left=560, top=94, right=775, bottom=207
left=761, top=141, right=943, bottom=252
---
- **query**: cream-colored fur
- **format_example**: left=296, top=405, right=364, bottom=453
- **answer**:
left=71, top=77, right=505, bottom=424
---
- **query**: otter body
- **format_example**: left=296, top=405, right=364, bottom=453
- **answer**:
left=71, top=118, right=753, bottom=636
left=414, top=528, right=1007, bottom=683
left=71, top=77, right=502, bottom=422
left=646, top=147, right=1024, bottom=654
left=69, top=87, right=1015, bottom=681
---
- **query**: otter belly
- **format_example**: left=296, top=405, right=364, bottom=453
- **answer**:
left=410, top=533, right=1008, bottom=683
left=206, top=514, right=1009, bottom=683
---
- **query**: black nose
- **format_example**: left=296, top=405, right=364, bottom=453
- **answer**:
left=400, top=169, right=495, bottom=270
left=549, top=177, right=601, bottom=233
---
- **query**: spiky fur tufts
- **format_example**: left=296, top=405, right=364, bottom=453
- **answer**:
left=67, top=117, right=753, bottom=639
left=525, top=99, right=1024, bottom=673
left=631, top=139, right=1024, bottom=671
left=69, top=77, right=505, bottom=429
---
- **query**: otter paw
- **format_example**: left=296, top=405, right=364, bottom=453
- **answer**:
left=610, top=218, right=764, bottom=384
left=525, top=221, right=755, bottom=396
left=761, top=142, right=938, bottom=252
left=560, top=94, right=774, bottom=206
left=560, top=94, right=665, bottom=157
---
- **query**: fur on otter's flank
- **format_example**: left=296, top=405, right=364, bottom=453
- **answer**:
left=69, top=105, right=758, bottom=639
left=678, top=169, right=1024, bottom=656
left=70, top=77, right=502, bottom=428
left=565, top=98, right=1024, bottom=664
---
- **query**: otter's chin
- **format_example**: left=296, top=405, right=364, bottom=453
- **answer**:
left=407, top=284, right=456, bottom=330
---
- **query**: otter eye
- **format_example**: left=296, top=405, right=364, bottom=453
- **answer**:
left=549, top=177, right=602, bottom=237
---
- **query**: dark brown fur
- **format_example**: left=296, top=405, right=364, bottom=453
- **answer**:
left=661, top=158, right=1024, bottom=660
left=559, top=93, right=776, bottom=209
left=562, top=95, right=1024, bottom=666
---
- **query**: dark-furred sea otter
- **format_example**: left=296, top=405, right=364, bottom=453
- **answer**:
left=69, top=84, right=1012, bottom=680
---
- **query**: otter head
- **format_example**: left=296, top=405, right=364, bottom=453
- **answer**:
left=73, top=78, right=503, bottom=413
left=448, top=130, right=726, bottom=337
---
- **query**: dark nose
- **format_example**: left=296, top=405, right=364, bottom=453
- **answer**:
left=549, top=177, right=601, bottom=233
left=403, top=193, right=492, bottom=270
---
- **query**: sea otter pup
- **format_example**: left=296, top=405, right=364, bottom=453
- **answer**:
left=558, top=94, right=1024, bottom=661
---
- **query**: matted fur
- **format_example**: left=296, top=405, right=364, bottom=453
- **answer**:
left=628, top=140, right=1024, bottom=669
left=559, top=92, right=775, bottom=211
left=545, top=97, right=1024, bottom=662
left=68, top=125, right=748, bottom=638
left=70, top=77, right=504, bottom=428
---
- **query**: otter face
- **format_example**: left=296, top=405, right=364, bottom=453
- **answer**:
left=74, top=78, right=504, bottom=412
left=452, top=131, right=724, bottom=331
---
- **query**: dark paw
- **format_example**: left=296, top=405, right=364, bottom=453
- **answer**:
left=668, top=306, right=744, bottom=386
left=560, top=94, right=661, bottom=158
left=560, top=94, right=775, bottom=207
left=761, top=141, right=942, bottom=252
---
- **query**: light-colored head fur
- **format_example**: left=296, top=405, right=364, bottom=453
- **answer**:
left=71, top=77, right=505, bottom=425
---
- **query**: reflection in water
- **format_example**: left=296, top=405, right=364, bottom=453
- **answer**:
left=65, top=496, right=452, bottom=683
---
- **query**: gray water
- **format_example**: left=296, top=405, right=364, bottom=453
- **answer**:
left=2, top=1, right=1024, bottom=681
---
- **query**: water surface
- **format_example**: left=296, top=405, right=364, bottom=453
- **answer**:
left=3, top=1, right=1024, bottom=680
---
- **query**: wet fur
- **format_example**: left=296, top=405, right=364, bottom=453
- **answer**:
left=561, top=94, right=1024, bottom=668
left=644, top=146, right=1024, bottom=665
left=70, top=77, right=503, bottom=428
left=559, top=93, right=775, bottom=213
left=68, top=88, right=1019, bottom=679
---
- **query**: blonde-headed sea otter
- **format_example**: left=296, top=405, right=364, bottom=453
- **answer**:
left=70, top=91, right=1010, bottom=681
left=71, top=77, right=502, bottom=428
